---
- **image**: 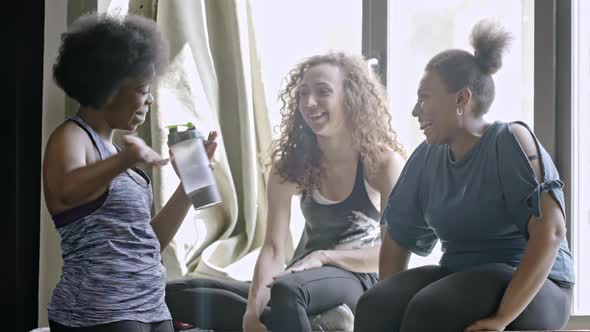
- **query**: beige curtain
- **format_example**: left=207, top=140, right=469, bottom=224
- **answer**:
left=152, top=0, right=281, bottom=282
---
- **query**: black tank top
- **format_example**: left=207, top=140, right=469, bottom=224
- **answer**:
left=289, top=160, right=381, bottom=289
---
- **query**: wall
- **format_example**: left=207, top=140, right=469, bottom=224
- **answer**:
left=38, top=0, right=67, bottom=327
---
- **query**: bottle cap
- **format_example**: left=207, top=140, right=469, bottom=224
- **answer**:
left=166, top=122, right=203, bottom=146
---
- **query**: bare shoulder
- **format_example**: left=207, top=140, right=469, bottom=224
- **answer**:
left=382, top=149, right=405, bottom=170
left=509, top=122, right=543, bottom=180
left=267, top=165, right=300, bottom=197
left=366, top=149, right=405, bottom=192
left=44, top=121, right=95, bottom=172
left=509, top=122, right=538, bottom=156
left=369, top=149, right=405, bottom=178
left=46, top=121, right=92, bottom=153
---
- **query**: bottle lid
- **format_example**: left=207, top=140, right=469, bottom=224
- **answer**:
left=166, top=122, right=203, bottom=146
left=165, top=122, right=195, bottom=131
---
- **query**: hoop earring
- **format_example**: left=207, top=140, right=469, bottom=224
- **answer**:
left=456, top=107, right=463, bottom=116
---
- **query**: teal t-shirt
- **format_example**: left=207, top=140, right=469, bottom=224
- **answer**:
left=382, top=121, right=575, bottom=283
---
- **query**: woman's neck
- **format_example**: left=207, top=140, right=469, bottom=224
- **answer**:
left=77, top=107, right=115, bottom=143
left=448, top=117, right=491, bottom=161
left=317, top=131, right=358, bottom=167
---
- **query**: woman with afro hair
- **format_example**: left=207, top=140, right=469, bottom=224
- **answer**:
left=43, top=13, right=217, bottom=332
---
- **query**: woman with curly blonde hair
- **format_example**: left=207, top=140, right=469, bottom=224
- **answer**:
left=165, top=52, right=405, bottom=332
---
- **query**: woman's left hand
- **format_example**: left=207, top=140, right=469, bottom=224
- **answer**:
left=267, top=250, right=328, bottom=286
left=465, top=314, right=510, bottom=332
left=204, top=131, right=218, bottom=161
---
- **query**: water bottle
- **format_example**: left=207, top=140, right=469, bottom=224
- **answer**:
left=167, top=122, right=221, bottom=210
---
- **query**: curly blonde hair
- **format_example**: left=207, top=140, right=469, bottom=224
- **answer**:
left=270, top=52, right=405, bottom=192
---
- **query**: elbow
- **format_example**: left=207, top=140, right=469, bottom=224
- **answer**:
left=58, top=186, right=81, bottom=206
left=369, top=245, right=381, bottom=272
left=262, top=241, right=285, bottom=263
left=538, top=220, right=566, bottom=248
left=378, top=265, right=390, bottom=281
left=547, top=211, right=567, bottom=244
left=550, top=222, right=566, bottom=244
left=378, top=252, right=389, bottom=280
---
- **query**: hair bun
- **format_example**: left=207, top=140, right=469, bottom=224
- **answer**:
left=469, top=19, right=512, bottom=75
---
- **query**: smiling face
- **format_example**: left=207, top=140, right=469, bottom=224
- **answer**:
left=411, top=70, right=462, bottom=145
left=101, top=65, right=155, bottom=132
left=297, top=63, right=348, bottom=138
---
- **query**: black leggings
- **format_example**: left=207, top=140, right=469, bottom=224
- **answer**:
left=165, top=266, right=374, bottom=332
left=354, top=263, right=573, bottom=332
left=48, top=320, right=173, bottom=332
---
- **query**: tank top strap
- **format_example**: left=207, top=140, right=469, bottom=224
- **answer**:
left=350, top=158, right=368, bottom=200
left=67, top=114, right=112, bottom=159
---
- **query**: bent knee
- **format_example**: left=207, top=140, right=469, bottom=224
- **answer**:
left=354, top=287, right=387, bottom=318
left=401, top=291, right=451, bottom=331
left=270, top=279, right=306, bottom=304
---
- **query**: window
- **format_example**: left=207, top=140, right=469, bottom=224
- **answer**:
left=387, top=0, right=534, bottom=153
left=571, top=0, right=589, bottom=315
left=386, top=0, right=535, bottom=268
left=250, top=0, right=362, bottom=133
left=98, top=0, right=129, bottom=15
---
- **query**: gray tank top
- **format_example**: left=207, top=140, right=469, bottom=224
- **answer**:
left=48, top=115, right=170, bottom=327
left=289, top=160, right=381, bottom=288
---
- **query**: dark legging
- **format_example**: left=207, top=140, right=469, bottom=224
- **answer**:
left=48, top=320, right=173, bottom=332
left=354, top=263, right=573, bottom=332
left=165, top=266, right=373, bottom=332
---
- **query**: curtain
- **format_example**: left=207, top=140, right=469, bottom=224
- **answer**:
left=152, top=0, right=280, bottom=281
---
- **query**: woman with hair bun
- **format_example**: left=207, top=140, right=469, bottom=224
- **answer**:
left=354, top=20, right=574, bottom=332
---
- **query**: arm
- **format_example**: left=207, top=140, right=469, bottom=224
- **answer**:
left=493, top=194, right=564, bottom=324
left=466, top=124, right=566, bottom=331
left=43, top=124, right=160, bottom=214
left=321, top=247, right=379, bottom=273
left=379, top=226, right=411, bottom=280
left=151, top=132, right=218, bottom=250
left=373, top=150, right=412, bottom=280
left=376, top=143, right=437, bottom=280
left=150, top=184, right=192, bottom=250
left=492, top=126, right=565, bottom=322
left=243, top=168, right=297, bottom=326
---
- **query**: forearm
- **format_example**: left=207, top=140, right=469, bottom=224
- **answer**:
left=245, top=246, right=285, bottom=317
left=60, top=154, right=133, bottom=205
left=151, top=184, right=191, bottom=250
left=379, top=229, right=410, bottom=280
left=322, top=246, right=379, bottom=273
left=379, top=250, right=408, bottom=280
left=495, top=234, right=561, bottom=324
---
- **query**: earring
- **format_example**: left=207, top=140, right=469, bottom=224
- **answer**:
left=456, top=107, right=463, bottom=116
